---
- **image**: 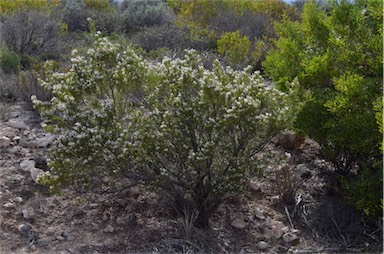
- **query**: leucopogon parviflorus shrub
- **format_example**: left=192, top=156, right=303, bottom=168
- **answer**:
left=33, top=32, right=300, bottom=227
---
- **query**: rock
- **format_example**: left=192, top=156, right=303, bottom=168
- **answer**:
left=291, top=229, right=300, bottom=234
left=252, top=207, right=265, bottom=220
left=38, top=238, right=50, bottom=246
left=22, top=208, right=35, bottom=220
left=30, top=167, right=45, bottom=183
left=231, top=218, right=247, bottom=229
left=116, top=213, right=137, bottom=226
left=271, top=221, right=284, bottom=239
left=66, top=234, right=75, bottom=241
left=46, top=227, right=55, bottom=236
left=103, top=225, right=115, bottom=233
left=18, top=224, right=33, bottom=236
left=13, top=136, right=21, bottom=143
left=7, top=119, right=29, bottom=130
left=20, top=159, right=36, bottom=172
left=249, top=179, right=261, bottom=191
left=10, top=146, right=22, bottom=155
left=2, top=127, right=19, bottom=139
left=14, top=197, right=23, bottom=203
left=19, top=139, right=31, bottom=148
left=0, top=136, right=11, bottom=148
left=36, top=134, right=55, bottom=148
left=56, top=235, right=65, bottom=241
left=257, top=241, right=269, bottom=250
left=283, top=232, right=299, bottom=244
left=263, top=227, right=274, bottom=240
left=3, top=202, right=16, bottom=209
left=270, top=195, right=280, bottom=205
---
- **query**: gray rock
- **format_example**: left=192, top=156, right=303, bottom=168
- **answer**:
left=20, top=159, right=36, bottom=172
left=36, top=134, right=55, bottom=148
left=14, top=196, right=23, bottom=203
left=13, top=136, right=21, bottom=143
left=22, top=208, right=35, bottom=220
left=2, top=127, right=19, bottom=139
left=10, top=146, right=22, bottom=155
left=66, top=234, right=75, bottom=241
left=18, top=224, right=33, bottom=236
left=283, top=232, right=299, bottom=244
left=46, top=227, right=55, bottom=236
left=7, top=119, right=29, bottom=130
left=257, top=241, right=269, bottom=250
left=249, top=179, right=261, bottom=191
left=116, top=213, right=137, bottom=226
left=3, top=202, right=16, bottom=209
left=103, top=225, right=115, bottom=233
left=19, top=139, right=31, bottom=148
left=38, top=238, right=50, bottom=246
left=253, top=207, right=265, bottom=220
left=56, top=235, right=65, bottom=241
left=271, top=221, right=284, bottom=239
left=263, top=227, right=274, bottom=240
left=0, top=136, right=11, bottom=148
left=231, top=218, right=247, bottom=229
left=30, top=167, right=45, bottom=183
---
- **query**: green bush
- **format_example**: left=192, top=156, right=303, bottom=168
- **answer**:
left=217, top=30, right=252, bottom=69
left=34, top=32, right=299, bottom=228
left=263, top=0, right=383, bottom=219
left=0, top=46, right=20, bottom=73
left=341, top=167, right=383, bottom=221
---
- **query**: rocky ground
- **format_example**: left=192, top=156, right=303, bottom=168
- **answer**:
left=0, top=101, right=382, bottom=254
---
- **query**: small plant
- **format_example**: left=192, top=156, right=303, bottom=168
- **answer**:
left=276, top=165, right=298, bottom=206
left=181, top=205, right=198, bottom=241
left=0, top=102, right=11, bottom=121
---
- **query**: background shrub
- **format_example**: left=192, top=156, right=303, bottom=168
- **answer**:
left=0, top=9, right=63, bottom=58
left=131, top=24, right=213, bottom=53
left=122, top=0, right=174, bottom=31
left=217, top=30, right=252, bottom=69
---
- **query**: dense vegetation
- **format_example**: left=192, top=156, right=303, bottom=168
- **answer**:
left=0, top=0, right=382, bottom=231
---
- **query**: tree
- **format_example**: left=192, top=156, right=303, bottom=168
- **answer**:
left=34, top=32, right=298, bottom=227
left=263, top=0, right=383, bottom=219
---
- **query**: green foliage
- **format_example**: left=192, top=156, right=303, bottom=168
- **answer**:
left=84, top=0, right=110, bottom=10
left=341, top=167, right=383, bottom=220
left=217, top=30, right=252, bottom=68
left=0, top=46, right=21, bottom=73
left=263, top=0, right=383, bottom=219
left=169, top=0, right=300, bottom=71
left=122, top=0, right=174, bottom=31
left=34, top=33, right=298, bottom=227
left=0, top=0, right=61, bottom=14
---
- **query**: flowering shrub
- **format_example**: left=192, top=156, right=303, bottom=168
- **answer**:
left=34, top=33, right=297, bottom=227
